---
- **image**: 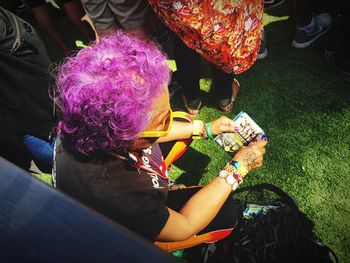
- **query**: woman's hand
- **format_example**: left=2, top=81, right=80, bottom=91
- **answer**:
left=209, top=116, right=239, bottom=136
left=233, top=140, right=267, bottom=172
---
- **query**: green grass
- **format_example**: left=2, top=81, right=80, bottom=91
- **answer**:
left=31, top=172, right=52, bottom=185
left=25, top=3, right=350, bottom=262
left=168, top=8, right=350, bottom=263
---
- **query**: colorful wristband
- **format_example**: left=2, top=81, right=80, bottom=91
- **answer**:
left=224, top=163, right=244, bottom=184
left=205, top=122, right=214, bottom=140
left=192, top=120, right=204, bottom=139
left=233, top=161, right=249, bottom=177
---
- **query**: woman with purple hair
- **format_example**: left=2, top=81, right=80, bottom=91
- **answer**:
left=54, top=30, right=266, bottom=250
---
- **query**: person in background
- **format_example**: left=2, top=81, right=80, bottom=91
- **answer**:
left=23, top=0, right=94, bottom=54
left=291, top=0, right=332, bottom=48
left=0, top=6, right=55, bottom=171
left=54, top=31, right=266, bottom=248
left=148, top=0, right=264, bottom=116
left=80, top=0, right=163, bottom=40
left=172, top=34, right=241, bottom=116
left=82, top=1, right=263, bottom=116
left=263, top=0, right=332, bottom=48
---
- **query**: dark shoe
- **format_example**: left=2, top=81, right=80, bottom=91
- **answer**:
left=258, top=30, right=268, bottom=59
left=292, top=14, right=332, bottom=48
left=181, top=94, right=202, bottom=116
left=264, top=0, right=286, bottom=10
left=217, top=79, right=240, bottom=113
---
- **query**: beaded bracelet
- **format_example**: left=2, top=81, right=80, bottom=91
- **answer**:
left=219, top=169, right=239, bottom=191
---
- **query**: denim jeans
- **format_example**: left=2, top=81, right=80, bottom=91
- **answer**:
left=23, top=135, right=54, bottom=163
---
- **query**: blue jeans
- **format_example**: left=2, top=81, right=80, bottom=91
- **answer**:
left=23, top=135, right=55, bottom=164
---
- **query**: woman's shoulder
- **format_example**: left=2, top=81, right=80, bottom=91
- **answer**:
left=55, top=138, right=127, bottom=184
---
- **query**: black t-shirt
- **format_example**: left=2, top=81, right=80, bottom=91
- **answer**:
left=55, top=141, right=170, bottom=241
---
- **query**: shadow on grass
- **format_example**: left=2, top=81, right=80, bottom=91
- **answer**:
left=172, top=147, right=210, bottom=186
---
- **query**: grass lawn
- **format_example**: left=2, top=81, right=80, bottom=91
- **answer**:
left=168, top=5, right=350, bottom=263
left=22, top=2, right=349, bottom=262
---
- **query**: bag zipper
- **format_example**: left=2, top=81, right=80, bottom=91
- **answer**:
left=1, top=7, right=23, bottom=54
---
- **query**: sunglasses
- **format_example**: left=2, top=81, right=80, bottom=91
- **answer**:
left=141, top=109, right=193, bottom=138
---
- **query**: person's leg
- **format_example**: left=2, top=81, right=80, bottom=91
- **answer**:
left=107, top=0, right=153, bottom=40
left=80, top=0, right=119, bottom=37
left=294, top=0, right=313, bottom=27
left=211, top=65, right=239, bottom=113
left=211, top=66, right=233, bottom=101
left=61, top=0, right=95, bottom=41
left=23, top=0, right=73, bottom=54
left=23, top=135, right=55, bottom=164
left=173, top=33, right=201, bottom=116
left=292, top=0, right=332, bottom=48
left=258, top=28, right=268, bottom=60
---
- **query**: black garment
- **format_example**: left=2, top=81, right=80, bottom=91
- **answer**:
left=0, top=6, right=51, bottom=67
left=173, top=33, right=234, bottom=102
left=0, top=52, right=54, bottom=169
left=0, top=7, right=54, bottom=169
left=56, top=139, right=241, bottom=242
left=55, top=141, right=170, bottom=241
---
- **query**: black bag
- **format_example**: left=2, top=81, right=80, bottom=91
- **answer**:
left=0, top=7, right=54, bottom=170
left=202, top=184, right=338, bottom=263
left=0, top=6, right=51, bottom=67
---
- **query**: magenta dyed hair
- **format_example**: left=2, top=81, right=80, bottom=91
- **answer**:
left=56, top=31, right=170, bottom=155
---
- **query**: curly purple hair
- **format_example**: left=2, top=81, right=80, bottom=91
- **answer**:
left=56, top=31, right=170, bottom=155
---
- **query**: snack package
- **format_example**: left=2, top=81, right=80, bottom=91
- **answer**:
left=214, top=112, right=268, bottom=156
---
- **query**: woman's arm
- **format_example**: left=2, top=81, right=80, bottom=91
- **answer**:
left=155, top=140, right=267, bottom=241
left=157, top=176, right=232, bottom=241
left=157, top=116, right=238, bottom=143
left=156, top=120, right=192, bottom=142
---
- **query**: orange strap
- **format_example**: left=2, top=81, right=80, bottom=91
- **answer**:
left=164, top=139, right=192, bottom=167
left=164, top=111, right=194, bottom=168
left=154, top=228, right=233, bottom=252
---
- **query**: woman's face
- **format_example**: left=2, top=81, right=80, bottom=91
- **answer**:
left=131, top=88, right=170, bottom=150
